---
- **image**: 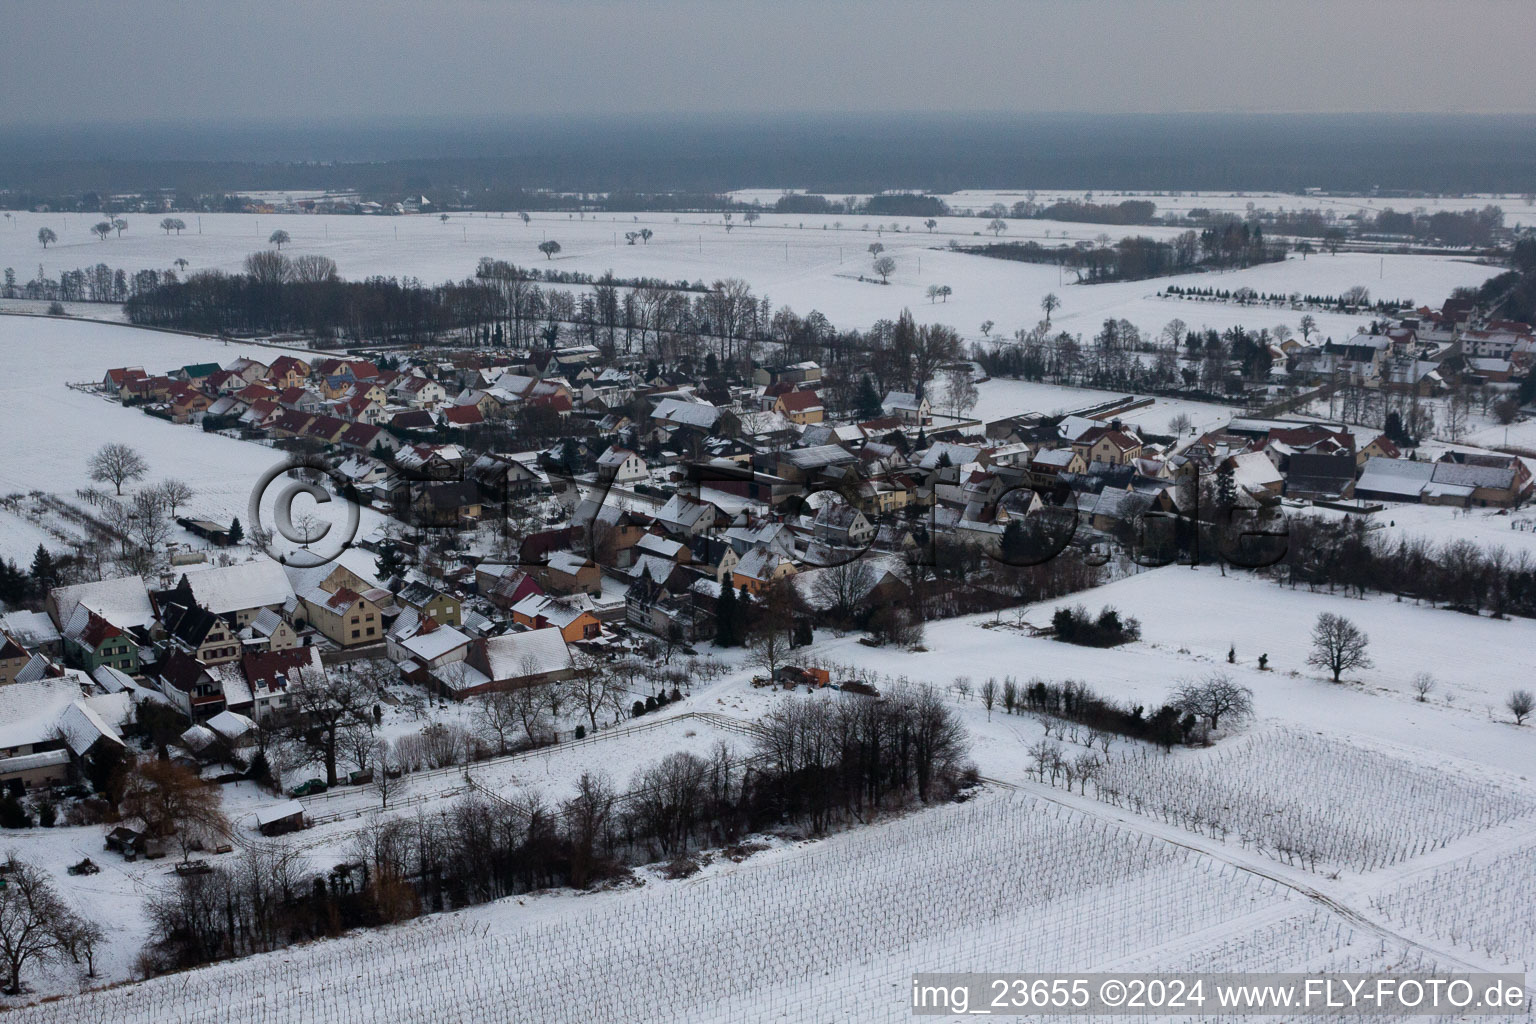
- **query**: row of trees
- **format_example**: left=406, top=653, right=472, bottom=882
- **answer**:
left=2, top=262, right=188, bottom=304
left=145, top=687, right=970, bottom=972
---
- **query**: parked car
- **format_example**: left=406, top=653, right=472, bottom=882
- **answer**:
left=289, top=778, right=328, bottom=797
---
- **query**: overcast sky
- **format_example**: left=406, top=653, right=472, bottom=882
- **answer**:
left=4, top=0, right=1534, bottom=125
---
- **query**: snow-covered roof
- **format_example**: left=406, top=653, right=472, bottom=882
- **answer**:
left=248, top=608, right=288, bottom=638
left=1229, top=451, right=1283, bottom=492
left=255, top=800, right=306, bottom=826
left=177, top=560, right=296, bottom=615
left=546, top=551, right=592, bottom=576
left=0, top=611, right=60, bottom=647
left=58, top=700, right=125, bottom=756
left=651, top=396, right=721, bottom=428
left=735, top=546, right=788, bottom=581
left=0, top=749, right=68, bottom=774
left=0, top=676, right=84, bottom=751
left=207, top=709, right=257, bottom=740
left=50, top=576, right=155, bottom=631
left=482, top=627, right=571, bottom=681
left=634, top=533, right=684, bottom=559
left=400, top=622, right=472, bottom=662
left=91, top=665, right=137, bottom=693
left=180, top=724, right=217, bottom=751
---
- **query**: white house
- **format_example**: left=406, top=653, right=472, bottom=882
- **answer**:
left=595, top=445, right=648, bottom=485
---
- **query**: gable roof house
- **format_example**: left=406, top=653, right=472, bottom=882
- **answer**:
left=626, top=569, right=715, bottom=642
left=224, top=646, right=324, bottom=721
left=1283, top=452, right=1358, bottom=501
left=732, top=545, right=797, bottom=595
left=510, top=594, right=603, bottom=642
left=296, top=586, right=384, bottom=648
left=394, top=578, right=462, bottom=627
left=167, top=561, right=297, bottom=626
left=882, top=391, right=931, bottom=425
left=438, top=627, right=573, bottom=698
left=386, top=617, right=472, bottom=672
left=62, top=607, right=141, bottom=674
left=1072, top=425, right=1144, bottom=467
left=265, top=356, right=312, bottom=389
left=159, top=600, right=243, bottom=666
left=595, top=445, right=648, bottom=485
left=773, top=388, right=826, bottom=425
left=156, top=649, right=226, bottom=721
left=538, top=551, right=602, bottom=597
left=474, top=564, right=546, bottom=612
left=101, top=366, right=147, bottom=395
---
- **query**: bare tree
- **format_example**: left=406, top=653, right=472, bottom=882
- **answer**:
left=286, top=668, right=370, bottom=785
left=987, top=217, right=1007, bottom=236
left=120, top=759, right=231, bottom=863
left=1168, top=412, right=1193, bottom=435
left=538, top=240, right=561, bottom=260
left=371, top=738, right=404, bottom=809
left=1171, top=673, right=1254, bottom=731
left=37, top=227, right=56, bottom=249
left=291, top=254, right=338, bottom=283
left=811, top=559, right=876, bottom=622
left=91, top=221, right=112, bottom=241
left=979, top=678, right=998, bottom=720
left=0, top=859, right=98, bottom=993
left=941, top=364, right=978, bottom=418
left=872, top=255, right=895, bottom=283
left=1072, top=752, right=1101, bottom=794
left=750, top=618, right=788, bottom=682
left=1508, top=689, right=1534, bottom=726
left=1299, top=313, right=1317, bottom=342
left=475, top=688, right=523, bottom=754
left=131, top=489, right=170, bottom=550
left=53, top=912, right=106, bottom=979
left=1411, top=672, right=1436, bottom=702
left=268, top=229, right=291, bottom=250
left=1040, top=292, right=1061, bottom=324
left=568, top=653, right=616, bottom=733
left=562, top=771, right=617, bottom=888
left=1307, top=612, right=1372, bottom=683
left=244, top=249, right=292, bottom=284
left=88, top=442, right=148, bottom=495
left=924, top=218, right=937, bottom=232
left=154, top=478, right=195, bottom=518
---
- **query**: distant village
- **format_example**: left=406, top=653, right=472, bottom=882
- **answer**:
left=0, top=294, right=1531, bottom=800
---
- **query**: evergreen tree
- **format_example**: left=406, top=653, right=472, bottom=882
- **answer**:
left=227, top=517, right=244, bottom=544
left=0, top=559, right=27, bottom=605
left=1000, top=518, right=1030, bottom=565
left=1215, top=459, right=1237, bottom=510
left=29, top=544, right=59, bottom=595
left=732, top=585, right=751, bottom=646
left=559, top=437, right=582, bottom=474
left=375, top=541, right=406, bottom=580
left=855, top=374, right=883, bottom=420
left=715, top=577, right=738, bottom=646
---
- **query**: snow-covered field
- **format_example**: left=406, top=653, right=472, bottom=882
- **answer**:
left=0, top=209, right=1502, bottom=346
left=0, top=316, right=386, bottom=564
left=8, top=788, right=1484, bottom=1024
